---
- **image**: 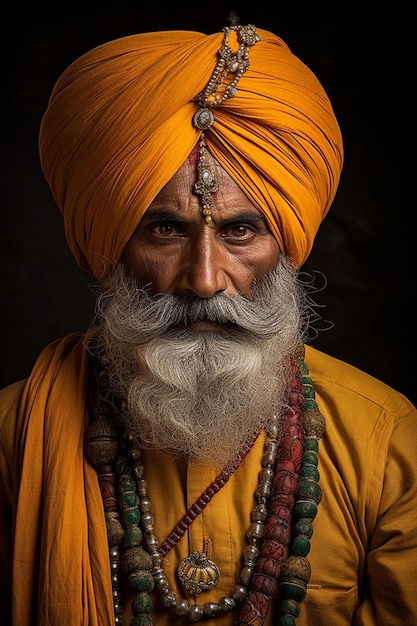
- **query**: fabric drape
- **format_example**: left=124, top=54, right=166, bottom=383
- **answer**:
left=6, top=332, right=114, bottom=624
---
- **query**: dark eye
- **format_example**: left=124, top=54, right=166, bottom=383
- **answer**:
left=154, top=224, right=175, bottom=235
left=222, top=223, right=256, bottom=242
left=151, top=222, right=185, bottom=237
left=231, top=225, right=250, bottom=237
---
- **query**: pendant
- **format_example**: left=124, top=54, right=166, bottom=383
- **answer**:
left=177, top=551, right=220, bottom=595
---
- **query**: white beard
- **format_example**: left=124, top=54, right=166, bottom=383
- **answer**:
left=93, top=256, right=307, bottom=465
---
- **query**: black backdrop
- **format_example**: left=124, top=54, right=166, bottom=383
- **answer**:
left=1, top=3, right=415, bottom=405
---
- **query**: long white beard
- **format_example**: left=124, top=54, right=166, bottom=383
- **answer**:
left=93, top=256, right=307, bottom=465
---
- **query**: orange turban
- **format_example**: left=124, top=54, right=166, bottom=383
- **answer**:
left=39, top=27, right=343, bottom=279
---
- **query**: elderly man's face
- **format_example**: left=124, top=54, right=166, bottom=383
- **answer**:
left=123, top=153, right=280, bottom=330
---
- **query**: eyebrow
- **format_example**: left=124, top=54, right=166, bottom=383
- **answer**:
left=142, top=208, right=268, bottom=225
left=141, top=209, right=183, bottom=222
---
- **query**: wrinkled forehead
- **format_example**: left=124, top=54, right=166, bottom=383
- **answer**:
left=148, top=146, right=242, bottom=207
left=140, top=146, right=265, bottom=228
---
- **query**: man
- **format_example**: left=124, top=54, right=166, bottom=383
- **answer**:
left=0, top=24, right=416, bottom=626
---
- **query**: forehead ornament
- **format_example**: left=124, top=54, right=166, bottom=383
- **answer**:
left=192, top=25, right=260, bottom=223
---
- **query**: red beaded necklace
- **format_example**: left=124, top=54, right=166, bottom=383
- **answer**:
left=87, top=349, right=326, bottom=625
left=158, top=430, right=258, bottom=558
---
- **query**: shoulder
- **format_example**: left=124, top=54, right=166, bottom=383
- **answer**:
left=0, top=379, right=27, bottom=480
left=0, top=330, right=95, bottom=462
left=305, top=344, right=416, bottom=464
left=305, top=344, right=415, bottom=419
left=0, top=379, right=27, bottom=440
left=0, top=378, right=27, bottom=410
left=304, top=344, right=416, bottom=487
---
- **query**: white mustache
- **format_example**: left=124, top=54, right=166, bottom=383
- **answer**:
left=96, top=258, right=303, bottom=344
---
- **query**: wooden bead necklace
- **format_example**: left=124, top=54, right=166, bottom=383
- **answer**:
left=86, top=349, right=325, bottom=625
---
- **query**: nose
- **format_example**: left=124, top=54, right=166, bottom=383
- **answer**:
left=177, top=236, right=232, bottom=298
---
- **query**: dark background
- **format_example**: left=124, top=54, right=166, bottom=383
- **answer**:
left=1, top=3, right=415, bottom=405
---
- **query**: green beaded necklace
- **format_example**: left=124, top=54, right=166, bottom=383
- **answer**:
left=87, top=350, right=325, bottom=625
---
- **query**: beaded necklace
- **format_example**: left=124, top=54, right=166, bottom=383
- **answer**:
left=86, top=349, right=325, bottom=625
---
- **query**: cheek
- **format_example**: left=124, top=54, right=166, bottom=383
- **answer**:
left=251, top=239, right=281, bottom=279
left=234, top=240, right=280, bottom=297
left=122, top=246, right=173, bottom=289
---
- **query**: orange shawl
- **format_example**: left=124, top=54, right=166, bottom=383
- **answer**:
left=11, top=332, right=114, bottom=624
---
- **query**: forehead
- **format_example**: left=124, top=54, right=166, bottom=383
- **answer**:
left=146, top=149, right=264, bottom=221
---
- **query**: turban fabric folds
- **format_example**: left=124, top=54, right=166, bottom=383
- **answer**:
left=39, top=28, right=343, bottom=279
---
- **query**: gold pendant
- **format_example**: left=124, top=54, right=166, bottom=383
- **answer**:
left=177, top=551, right=220, bottom=595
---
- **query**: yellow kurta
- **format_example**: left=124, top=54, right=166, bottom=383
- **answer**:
left=0, top=334, right=416, bottom=625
